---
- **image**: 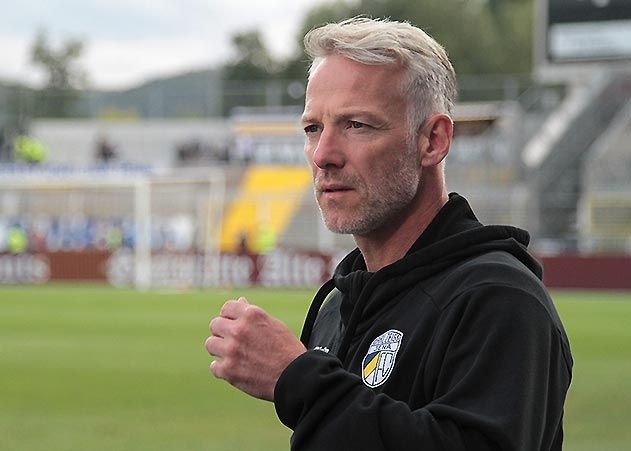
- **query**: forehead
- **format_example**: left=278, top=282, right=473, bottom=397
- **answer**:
left=305, top=55, right=406, bottom=112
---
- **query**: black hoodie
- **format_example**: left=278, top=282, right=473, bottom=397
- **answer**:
left=274, top=194, right=573, bottom=450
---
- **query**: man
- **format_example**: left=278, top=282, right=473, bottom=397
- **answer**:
left=205, top=17, right=573, bottom=450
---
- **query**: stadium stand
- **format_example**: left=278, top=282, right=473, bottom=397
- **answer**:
left=523, top=73, right=631, bottom=251
left=219, top=165, right=311, bottom=252
left=29, top=119, right=231, bottom=167
left=579, top=96, right=631, bottom=253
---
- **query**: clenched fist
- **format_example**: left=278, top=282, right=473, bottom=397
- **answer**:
left=205, top=297, right=306, bottom=401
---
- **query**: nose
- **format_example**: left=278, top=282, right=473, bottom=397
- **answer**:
left=310, top=127, right=345, bottom=170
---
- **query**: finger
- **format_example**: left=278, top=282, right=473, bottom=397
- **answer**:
left=209, top=359, right=224, bottom=379
left=210, top=358, right=233, bottom=382
left=209, top=316, right=232, bottom=338
left=205, top=335, right=228, bottom=358
left=220, top=299, right=249, bottom=319
left=237, top=296, right=249, bottom=304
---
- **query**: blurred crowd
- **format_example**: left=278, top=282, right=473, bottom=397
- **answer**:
left=0, top=214, right=195, bottom=254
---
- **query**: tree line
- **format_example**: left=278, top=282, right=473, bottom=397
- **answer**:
left=6, top=0, right=535, bottom=120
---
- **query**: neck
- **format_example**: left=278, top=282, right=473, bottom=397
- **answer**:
left=355, top=186, right=448, bottom=272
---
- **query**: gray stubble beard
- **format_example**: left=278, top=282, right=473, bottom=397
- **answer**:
left=317, top=148, right=421, bottom=236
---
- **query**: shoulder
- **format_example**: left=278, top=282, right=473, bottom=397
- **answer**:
left=308, top=289, right=344, bottom=351
left=420, top=250, right=565, bottom=330
left=314, top=288, right=342, bottom=321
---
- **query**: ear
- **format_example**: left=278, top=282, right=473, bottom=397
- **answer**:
left=417, top=114, right=453, bottom=168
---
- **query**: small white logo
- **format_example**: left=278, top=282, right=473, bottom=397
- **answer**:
left=361, top=329, right=403, bottom=388
left=313, top=346, right=330, bottom=353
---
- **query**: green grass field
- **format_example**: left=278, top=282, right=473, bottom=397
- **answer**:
left=1, top=285, right=630, bottom=450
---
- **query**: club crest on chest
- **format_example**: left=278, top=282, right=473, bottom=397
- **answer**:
left=361, top=329, right=403, bottom=388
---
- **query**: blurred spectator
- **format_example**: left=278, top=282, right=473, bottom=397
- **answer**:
left=255, top=223, right=276, bottom=255
left=106, top=224, right=123, bottom=250
left=13, top=135, right=48, bottom=164
left=0, top=127, right=10, bottom=161
left=95, top=135, right=117, bottom=162
left=176, top=139, right=202, bottom=163
left=7, top=223, right=28, bottom=254
left=237, top=232, right=250, bottom=255
left=27, top=217, right=48, bottom=252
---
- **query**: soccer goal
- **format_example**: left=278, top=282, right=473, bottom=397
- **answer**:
left=0, top=168, right=225, bottom=289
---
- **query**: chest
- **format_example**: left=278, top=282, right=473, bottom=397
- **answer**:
left=308, top=290, right=444, bottom=405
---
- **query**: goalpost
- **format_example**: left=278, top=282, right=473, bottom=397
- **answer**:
left=0, top=169, right=225, bottom=289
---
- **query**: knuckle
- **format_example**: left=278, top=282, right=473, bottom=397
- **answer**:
left=219, top=359, right=239, bottom=381
left=232, top=321, right=247, bottom=339
left=244, top=305, right=264, bottom=321
left=219, top=300, right=236, bottom=317
left=224, top=340, right=239, bottom=357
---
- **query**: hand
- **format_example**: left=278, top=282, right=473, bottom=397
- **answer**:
left=205, top=297, right=306, bottom=401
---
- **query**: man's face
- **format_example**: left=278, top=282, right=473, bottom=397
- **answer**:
left=302, top=55, right=421, bottom=236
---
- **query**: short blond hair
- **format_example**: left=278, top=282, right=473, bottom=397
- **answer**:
left=304, top=17, right=457, bottom=136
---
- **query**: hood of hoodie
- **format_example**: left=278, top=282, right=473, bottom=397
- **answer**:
left=300, top=193, right=543, bottom=361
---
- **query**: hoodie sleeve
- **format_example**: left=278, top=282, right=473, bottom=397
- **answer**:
left=274, top=285, right=572, bottom=450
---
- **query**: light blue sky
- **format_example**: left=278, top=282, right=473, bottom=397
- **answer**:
left=0, top=0, right=331, bottom=89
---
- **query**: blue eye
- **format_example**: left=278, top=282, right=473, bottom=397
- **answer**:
left=304, top=124, right=319, bottom=134
left=349, top=121, right=364, bottom=129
